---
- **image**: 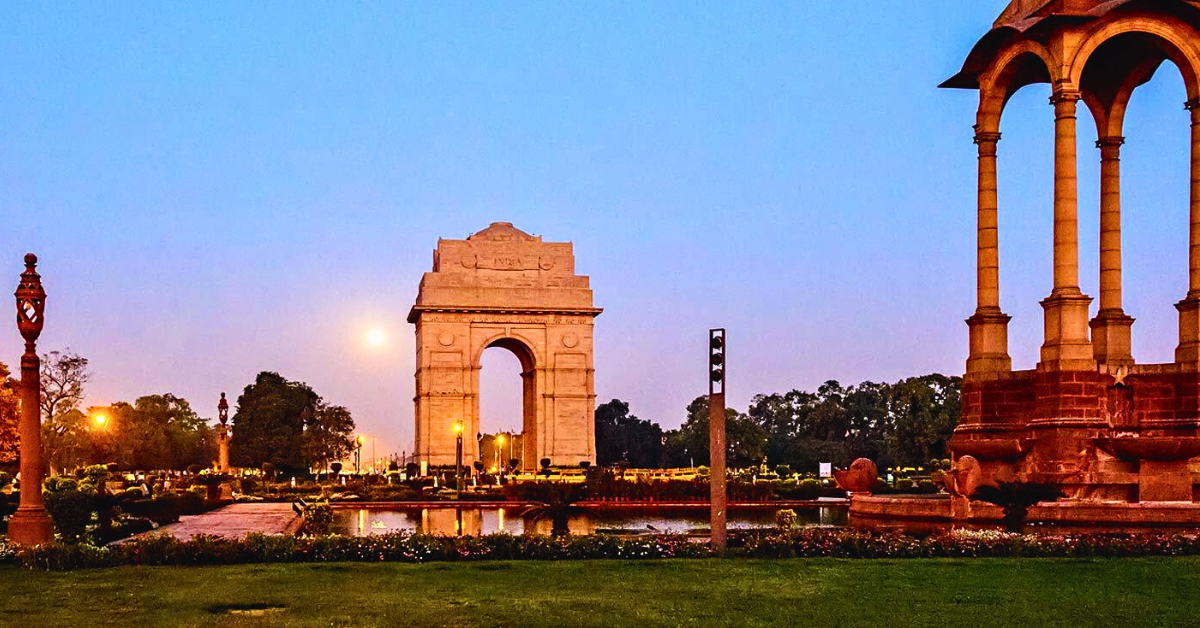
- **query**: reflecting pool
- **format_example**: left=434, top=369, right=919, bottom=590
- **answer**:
left=331, top=504, right=849, bottom=537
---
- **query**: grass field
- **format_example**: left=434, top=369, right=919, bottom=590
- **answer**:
left=2, top=557, right=1197, bottom=627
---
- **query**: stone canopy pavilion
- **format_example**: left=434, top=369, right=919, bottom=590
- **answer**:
left=943, top=0, right=1200, bottom=508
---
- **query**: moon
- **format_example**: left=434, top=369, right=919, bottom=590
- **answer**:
left=365, top=328, right=387, bottom=348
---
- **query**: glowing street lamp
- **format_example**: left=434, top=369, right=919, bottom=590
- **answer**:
left=496, top=433, right=506, bottom=475
left=453, top=421, right=464, bottom=500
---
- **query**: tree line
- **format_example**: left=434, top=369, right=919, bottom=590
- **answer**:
left=0, top=352, right=356, bottom=475
left=595, top=373, right=961, bottom=472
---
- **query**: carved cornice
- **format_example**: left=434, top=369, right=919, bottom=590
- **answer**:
left=973, top=131, right=1002, bottom=144
left=1049, top=89, right=1081, bottom=107
left=408, top=305, right=603, bottom=324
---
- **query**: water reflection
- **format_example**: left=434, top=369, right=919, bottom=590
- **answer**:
left=333, top=505, right=848, bottom=537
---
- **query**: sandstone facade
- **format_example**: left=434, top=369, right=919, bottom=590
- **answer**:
left=944, top=0, right=1200, bottom=503
left=409, top=223, right=601, bottom=469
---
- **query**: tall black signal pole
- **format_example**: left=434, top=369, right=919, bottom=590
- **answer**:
left=709, top=328, right=727, bottom=552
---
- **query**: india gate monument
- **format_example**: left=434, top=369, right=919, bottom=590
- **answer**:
left=409, top=222, right=601, bottom=470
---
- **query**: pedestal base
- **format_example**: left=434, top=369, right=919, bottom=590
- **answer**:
left=7, top=506, right=55, bottom=546
left=1090, top=308, right=1134, bottom=367
left=1040, top=290, right=1095, bottom=371
left=1139, top=460, right=1193, bottom=502
left=1176, top=296, right=1200, bottom=364
left=966, top=308, right=1012, bottom=374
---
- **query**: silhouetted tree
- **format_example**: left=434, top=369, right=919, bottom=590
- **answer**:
left=662, top=396, right=766, bottom=468
left=230, top=372, right=355, bottom=474
left=594, top=399, right=663, bottom=468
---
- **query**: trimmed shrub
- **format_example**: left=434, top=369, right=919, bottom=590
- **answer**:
left=123, top=494, right=182, bottom=526
left=43, top=489, right=93, bottom=541
left=238, top=477, right=258, bottom=494
left=178, top=490, right=205, bottom=516
left=298, top=502, right=334, bottom=536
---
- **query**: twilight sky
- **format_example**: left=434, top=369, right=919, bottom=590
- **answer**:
left=1, top=2, right=1193, bottom=460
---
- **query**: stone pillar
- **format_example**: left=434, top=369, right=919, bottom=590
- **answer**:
left=9, top=254, right=54, bottom=545
left=1177, top=100, right=1200, bottom=365
left=216, top=392, right=230, bottom=473
left=217, top=426, right=229, bottom=473
left=1040, top=90, right=1095, bottom=371
left=1090, top=137, right=1135, bottom=366
left=966, top=127, right=1013, bottom=374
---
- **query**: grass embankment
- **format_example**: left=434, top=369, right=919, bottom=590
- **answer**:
left=2, top=557, right=1195, bottom=628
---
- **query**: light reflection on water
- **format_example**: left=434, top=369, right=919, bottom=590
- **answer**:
left=331, top=505, right=848, bottom=537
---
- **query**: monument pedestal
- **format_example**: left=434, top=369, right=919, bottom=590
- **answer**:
left=7, top=506, right=55, bottom=545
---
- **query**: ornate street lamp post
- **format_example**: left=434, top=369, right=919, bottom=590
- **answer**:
left=10, top=254, right=54, bottom=545
left=217, top=392, right=230, bottom=473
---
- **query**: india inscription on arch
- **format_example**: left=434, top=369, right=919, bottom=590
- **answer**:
left=409, top=222, right=601, bottom=469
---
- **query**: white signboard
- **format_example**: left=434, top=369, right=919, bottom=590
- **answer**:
left=819, top=462, right=832, bottom=478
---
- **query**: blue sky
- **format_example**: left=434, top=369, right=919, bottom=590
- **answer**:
left=1, top=2, right=1193, bottom=459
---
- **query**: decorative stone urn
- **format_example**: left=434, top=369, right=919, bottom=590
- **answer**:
left=832, top=458, right=877, bottom=494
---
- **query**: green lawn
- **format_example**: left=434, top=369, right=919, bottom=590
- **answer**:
left=1, top=558, right=1196, bottom=627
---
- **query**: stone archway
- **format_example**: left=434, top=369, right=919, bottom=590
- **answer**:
left=409, top=222, right=601, bottom=470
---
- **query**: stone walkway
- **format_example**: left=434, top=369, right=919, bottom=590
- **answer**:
left=129, top=502, right=301, bottom=541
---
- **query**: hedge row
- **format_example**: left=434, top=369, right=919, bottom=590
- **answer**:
left=4, top=528, right=1200, bottom=570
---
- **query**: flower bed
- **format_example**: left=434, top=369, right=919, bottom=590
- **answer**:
left=3, top=527, right=1200, bottom=570
left=740, top=528, right=1200, bottom=559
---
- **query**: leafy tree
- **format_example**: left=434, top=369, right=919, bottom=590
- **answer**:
left=43, top=408, right=89, bottom=473
left=301, top=404, right=356, bottom=473
left=0, top=362, right=18, bottom=465
left=594, top=399, right=663, bottom=468
left=742, top=376, right=960, bottom=472
left=39, top=350, right=91, bottom=474
left=230, top=372, right=355, bottom=474
left=886, top=374, right=962, bottom=465
left=663, top=396, right=766, bottom=468
left=86, top=395, right=216, bottom=470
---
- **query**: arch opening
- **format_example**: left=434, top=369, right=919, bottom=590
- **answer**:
left=996, top=82, right=1054, bottom=370
left=1091, top=46, right=1190, bottom=365
left=477, top=339, right=537, bottom=473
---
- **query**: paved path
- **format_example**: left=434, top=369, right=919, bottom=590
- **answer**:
left=129, top=502, right=301, bottom=541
